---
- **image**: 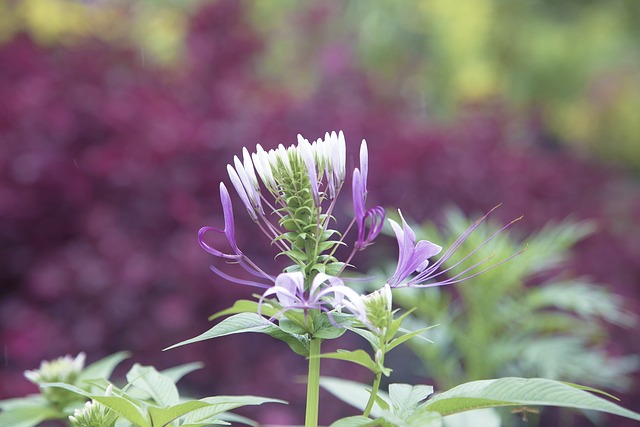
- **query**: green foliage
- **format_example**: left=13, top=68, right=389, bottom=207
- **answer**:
left=322, top=377, right=640, bottom=427
left=0, top=352, right=130, bottom=427
left=386, top=210, right=639, bottom=394
left=166, top=312, right=310, bottom=357
left=0, top=353, right=282, bottom=427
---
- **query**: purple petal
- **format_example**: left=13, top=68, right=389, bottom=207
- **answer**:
left=274, top=272, right=305, bottom=307
left=388, top=211, right=442, bottom=287
left=219, top=182, right=239, bottom=253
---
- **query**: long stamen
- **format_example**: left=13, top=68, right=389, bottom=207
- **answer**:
left=416, top=214, right=522, bottom=283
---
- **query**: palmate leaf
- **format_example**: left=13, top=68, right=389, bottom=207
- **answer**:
left=165, top=312, right=309, bottom=356
left=420, top=378, right=640, bottom=421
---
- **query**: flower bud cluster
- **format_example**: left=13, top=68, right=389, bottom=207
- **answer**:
left=24, top=352, right=87, bottom=407
left=24, top=352, right=86, bottom=385
left=362, top=284, right=393, bottom=333
left=68, top=385, right=116, bottom=427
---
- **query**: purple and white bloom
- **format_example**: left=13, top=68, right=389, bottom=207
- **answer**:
left=259, top=272, right=366, bottom=323
left=353, top=140, right=385, bottom=250
left=200, top=132, right=386, bottom=290
left=387, top=207, right=520, bottom=288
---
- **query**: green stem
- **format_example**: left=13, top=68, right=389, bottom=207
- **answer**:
left=363, top=372, right=382, bottom=417
left=305, top=338, right=322, bottom=427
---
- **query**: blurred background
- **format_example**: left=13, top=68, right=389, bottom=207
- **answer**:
left=1, top=0, right=639, bottom=425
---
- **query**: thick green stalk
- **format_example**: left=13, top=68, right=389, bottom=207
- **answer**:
left=362, top=371, right=382, bottom=417
left=305, top=338, right=322, bottom=427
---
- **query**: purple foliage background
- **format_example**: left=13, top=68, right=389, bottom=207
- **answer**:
left=1, top=1, right=639, bottom=425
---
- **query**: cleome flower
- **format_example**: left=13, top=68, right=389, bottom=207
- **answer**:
left=199, top=131, right=385, bottom=288
left=259, top=272, right=366, bottom=326
left=198, top=131, right=522, bottom=337
left=387, top=207, right=522, bottom=288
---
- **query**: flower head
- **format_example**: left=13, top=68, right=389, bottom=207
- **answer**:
left=68, top=385, right=116, bottom=427
left=24, top=352, right=86, bottom=385
left=24, top=352, right=87, bottom=407
left=259, top=272, right=365, bottom=325
left=200, top=131, right=385, bottom=289
left=387, top=207, right=521, bottom=288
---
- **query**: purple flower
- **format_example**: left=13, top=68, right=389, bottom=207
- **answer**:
left=353, top=140, right=385, bottom=250
left=388, top=207, right=521, bottom=288
left=198, top=182, right=273, bottom=288
left=259, top=272, right=365, bottom=323
left=387, top=210, right=443, bottom=287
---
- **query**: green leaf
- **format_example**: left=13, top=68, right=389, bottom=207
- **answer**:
left=346, top=327, right=380, bottom=350
left=386, top=326, right=436, bottom=352
left=404, top=409, right=443, bottom=427
left=41, top=382, right=149, bottom=426
left=126, top=364, right=180, bottom=407
left=279, top=318, right=308, bottom=335
left=179, top=396, right=283, bottom=426
left=165, top=313, right=278, bottom=349
left=311, top=312, right=349, bottom=339
left=76, top=351, right=130, bottom=386
left=0, top=404, right=62, bottom=427
left=319, top=377, right=390, bottom=418
left=330, top=415, right=383, bottom=427
left=165, top=313, right=309, bottom=357
left=196, top=395, right=287, bottom=417
left=209, top=299, right=278, bottom=321
left=388, top=383, right=434, bottom=418
left=442, top=409, right=501, bottom=427
left=91, top=395, right=150, bottom=426
left=421, top=378, right=640, bottom=421
left=285, top=249, right=308, bottom=263
left=0, top=395, right=47, bottom=410
left=147, top=401, right=212, bottom=427
left=314, top=350, right=377, bottom=372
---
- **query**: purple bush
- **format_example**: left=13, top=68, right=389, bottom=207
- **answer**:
left=1, top=1, right=639, bottom=424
